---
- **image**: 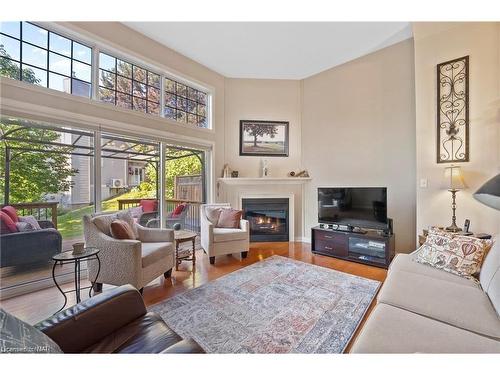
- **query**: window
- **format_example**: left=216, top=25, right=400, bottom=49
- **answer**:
left=164, top=77, right=208, bottom=128
left=0, top=22, right=92, bottom=98
left=98, top=52, right=161, bottom=115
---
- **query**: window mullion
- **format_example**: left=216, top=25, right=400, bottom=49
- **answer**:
left=92, top=46, right=100, bottom=100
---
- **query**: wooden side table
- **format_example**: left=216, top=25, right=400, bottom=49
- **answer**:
left=174, top=230, right=197, bottom=271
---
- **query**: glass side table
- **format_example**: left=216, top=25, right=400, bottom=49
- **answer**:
left=52, top=247, right=100, bottom=313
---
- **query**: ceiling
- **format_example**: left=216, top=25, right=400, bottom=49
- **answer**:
left=124, top=22, right=413, bottom=80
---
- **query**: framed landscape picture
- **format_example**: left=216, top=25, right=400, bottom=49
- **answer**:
left=239, top=120, right=289, bottom=157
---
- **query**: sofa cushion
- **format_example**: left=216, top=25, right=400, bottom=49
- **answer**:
left=110, top=220, right=136, bottom=240
left=19, top=215, right=42, bottom=230
left=15, top=221, right=35, bottom=232
left=1, top=206, right=19, bottom=223
left=83, top=312, right=184, bottom=353
left=0, top=211, right=18, bottom=233
left=415, top=228, right=493, bottom=280
left=213, top=228, right=247, bottom=243
left=378, top=269, right=500, bottom=339
left=389, top=253, right=478, bottom=287
left=480, top=236, right=500, bottom=293
left=141, top=242, right=173, bottom=268
left=350, top=303, right=500, bottom=353
left=487, top=270, right=500, bottom=316
left=216, top=208, right=242, bottom=229
left=0, top=308, right=63, bottom=353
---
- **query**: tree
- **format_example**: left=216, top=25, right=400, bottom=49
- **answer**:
left=0, top=123, right=79, bottom=204
left=0, top=46, right=40, bottom=84
left=1, top=48, right=78, bottom=204
left=165, top=150, right=202, bottom=200
left=244, top=123, right=278, bottom=146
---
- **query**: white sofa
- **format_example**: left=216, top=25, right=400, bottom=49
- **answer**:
left=83, top=211, right=175, bottom=293
left=351, top=236, right=500, bottom=353
left=200, top=203, right=249, bottom=265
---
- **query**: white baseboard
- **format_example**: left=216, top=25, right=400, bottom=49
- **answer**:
left=294, top=237, right=311, bottom=243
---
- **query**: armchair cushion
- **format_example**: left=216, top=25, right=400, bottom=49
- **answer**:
left=110, top=219, right=136, bottom=240
left=136, top=225, right=174, bottom=243
left=205, top=207, right=222, bottom=225
left=172, top=203, right=186, bottom=216
left=92, top=211, right=135, bottom=237
left=213, top=228, right=248, bottom=243
left=216, top=208, right=243, bottom=229
left=142, top=242, right=174, bottom=268
left=140, top=199, right=158, bottom=213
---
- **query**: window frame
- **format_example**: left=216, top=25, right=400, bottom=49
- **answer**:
left=97, top=51, right=161, bottom=115
left=1, top=22, right=213, bottom=130
left=0, top=22, right=93, bottom=98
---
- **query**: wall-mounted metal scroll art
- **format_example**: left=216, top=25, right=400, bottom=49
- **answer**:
left=437, top=55, right=469, bottom=163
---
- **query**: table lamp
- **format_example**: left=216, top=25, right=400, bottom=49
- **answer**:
left=473, top=173, right=500, bottom=210
left=442, top=165, right=467, bottom=232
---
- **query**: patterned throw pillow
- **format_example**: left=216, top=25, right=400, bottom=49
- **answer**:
left=416, top=228, right=493, bottom=279
left=19, top=215, right=42, bottom=230
left=0, top=308, right=62, bottom=353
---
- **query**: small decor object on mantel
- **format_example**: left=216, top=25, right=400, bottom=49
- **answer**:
left=222, top=164, right=230, bottom=178
left=288, top=170, right=310, bottom=177
left=437, top=55, right=469, bottom=163
left=260, top=159, right=269, bottom=177
left=231, top=171, right=239, bottom=178
left=240, top=120, right=289, bottom=157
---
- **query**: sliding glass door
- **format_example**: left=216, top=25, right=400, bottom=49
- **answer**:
left=0, top=116, right=209, bottom=298
left=0, top=118, right=95, bottom=293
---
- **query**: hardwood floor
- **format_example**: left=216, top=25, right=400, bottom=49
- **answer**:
left=0, top=241, right=387, bottom=352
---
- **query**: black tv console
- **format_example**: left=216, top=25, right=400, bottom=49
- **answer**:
left=311, top=226, right=395, bottom=268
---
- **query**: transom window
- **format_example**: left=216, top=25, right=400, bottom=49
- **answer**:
left=98, top=52, right=161, bottom=115
left=0, top=22, right=92, bottom=98
left=164, top=77, right=207, bottom=128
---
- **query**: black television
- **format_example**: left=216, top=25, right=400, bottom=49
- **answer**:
left=318, top=187, right=387, bottom=229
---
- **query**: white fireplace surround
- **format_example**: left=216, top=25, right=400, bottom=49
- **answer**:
left=238, top=193, right=295, bottom=241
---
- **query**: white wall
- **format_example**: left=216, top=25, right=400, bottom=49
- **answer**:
left=413, top=22, right=500, bottom=236
left=301, top=39, right=417, bottom=252
left=223, top=78, right=302, bottom=177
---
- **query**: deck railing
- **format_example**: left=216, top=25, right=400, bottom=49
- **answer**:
left=1, top=202, right=58, bottom=228
left=117, top=198, right=202, bottom=232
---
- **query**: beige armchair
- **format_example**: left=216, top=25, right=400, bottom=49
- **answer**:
left=200, top=203, right=249, bottom=265
left=83, top=211, right=175, bottom=293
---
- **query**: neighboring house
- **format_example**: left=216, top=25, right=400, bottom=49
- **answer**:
left=67, top=135, right=148, bottom=205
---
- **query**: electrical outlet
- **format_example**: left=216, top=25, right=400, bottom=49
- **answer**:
left=420, top=178, right=428, bottom=188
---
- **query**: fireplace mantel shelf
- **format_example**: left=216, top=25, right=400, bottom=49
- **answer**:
left=218, top=177, right=311, bottom=185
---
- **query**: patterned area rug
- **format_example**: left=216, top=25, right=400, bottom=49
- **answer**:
left=149, top=255, right=380, bottom=353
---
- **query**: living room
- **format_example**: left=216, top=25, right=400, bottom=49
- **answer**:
left=1, top=0, right=499, bottom=372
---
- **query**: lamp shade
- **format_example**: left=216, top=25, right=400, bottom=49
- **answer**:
left=442, top=165, right=467, bottom=190
left=473, top=173, right=500, bottom=210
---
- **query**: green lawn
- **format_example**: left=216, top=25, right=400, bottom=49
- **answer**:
left=57, top=190, right=156, bottom=240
